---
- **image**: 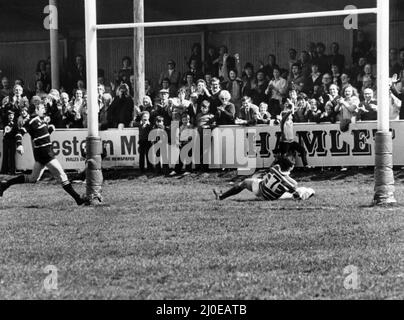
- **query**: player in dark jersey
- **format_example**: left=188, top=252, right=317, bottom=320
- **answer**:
left=0, top=103, right=87, bottom=205
left=213, top=157, right=315, bottom=201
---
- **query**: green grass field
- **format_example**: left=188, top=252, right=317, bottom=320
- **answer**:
left=0, top=169, right=403, bottom=300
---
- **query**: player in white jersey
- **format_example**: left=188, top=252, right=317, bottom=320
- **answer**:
left=213, top=157, right=315, bottom=201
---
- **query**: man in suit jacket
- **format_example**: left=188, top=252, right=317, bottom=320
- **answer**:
left=236, top=96, right=259, bottom=125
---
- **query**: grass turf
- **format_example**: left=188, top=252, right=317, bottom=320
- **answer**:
left=0, top=169, right=403, bottom=299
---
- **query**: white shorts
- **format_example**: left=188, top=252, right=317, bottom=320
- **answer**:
left=252, top=180, right=315, bottom=201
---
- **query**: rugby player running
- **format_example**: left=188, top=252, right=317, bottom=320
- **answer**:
left=0, top=103, right=87, bottom=205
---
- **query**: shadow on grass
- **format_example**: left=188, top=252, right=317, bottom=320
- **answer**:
left=359, top=203, right=404, bottom=209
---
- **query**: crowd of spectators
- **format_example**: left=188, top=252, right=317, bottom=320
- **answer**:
left=1, top=30, right=404, bottom=174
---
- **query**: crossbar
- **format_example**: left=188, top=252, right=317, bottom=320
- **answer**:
left=96, top=8, right=377, bottom=30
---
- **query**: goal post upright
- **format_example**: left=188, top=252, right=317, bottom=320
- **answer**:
left=84, top=0, right=103, bottom=203
left=374, top=0, right=396, bottom=205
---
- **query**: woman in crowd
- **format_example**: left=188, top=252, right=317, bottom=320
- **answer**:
left=67, top=89, right=86, bottom=128
left=335, top=85, right=360, bottom=130
left=134, top=96, right=154, bottom=123
left=216, top=90, right=235, bottom=125
left=251, top=70, right=269, bottom=106
left=175, top=88, right=191, bottom=121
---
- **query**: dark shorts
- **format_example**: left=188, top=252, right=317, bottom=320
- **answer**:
left=33, top=147, right=55, bottom=165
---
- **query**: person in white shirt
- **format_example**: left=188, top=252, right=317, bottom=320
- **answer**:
left=265, top=67, right=287, bottom=104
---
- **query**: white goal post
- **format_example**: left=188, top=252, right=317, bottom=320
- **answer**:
left=84, top=0, right=396, bottom=205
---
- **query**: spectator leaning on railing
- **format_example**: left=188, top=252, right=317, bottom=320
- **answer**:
left=215, top=90, right=235, bottom=126
left=235, top=96, right=259, bottom=126
left=357, top=88, right=377, bottom=121
left=256, top=102, right=271, bottom=124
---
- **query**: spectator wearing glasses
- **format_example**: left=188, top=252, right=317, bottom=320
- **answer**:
left=357, top=88, right=377, bottom=121
left=216, top=90, right=235, bottom=125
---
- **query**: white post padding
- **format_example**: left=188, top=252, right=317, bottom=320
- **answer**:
left=84, top=0, right=103, bottom=203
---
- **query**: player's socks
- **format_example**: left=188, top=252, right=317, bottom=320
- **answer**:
left=219, top=185, right=243, bottom=200
left=62, top=181, right=84, bottom=205
left=0, top=175, right=25, bottom=197
left=4, top=175, right=25, bottom=188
